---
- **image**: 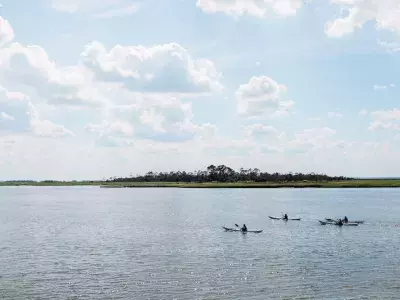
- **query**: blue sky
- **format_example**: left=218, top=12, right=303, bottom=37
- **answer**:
left=1, top=0, right=400, bottom=180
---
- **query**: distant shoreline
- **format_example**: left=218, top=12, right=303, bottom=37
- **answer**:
left=2, top=179, right=400, bottom=188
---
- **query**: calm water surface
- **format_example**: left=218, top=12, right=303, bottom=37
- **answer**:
left=1, top=187, right=400, bottom=299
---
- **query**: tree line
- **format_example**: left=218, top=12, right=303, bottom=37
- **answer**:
left=106, top=164, right=353, bottom=183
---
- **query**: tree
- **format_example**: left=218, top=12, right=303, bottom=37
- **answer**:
left=107, top=164, right=352, bottom=183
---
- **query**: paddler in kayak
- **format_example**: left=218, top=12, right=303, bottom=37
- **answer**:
left=344, top=216, right=348, bottom=223
left=283, top=213, right=288, bottom=220
left=241, top=224, right=247, bottom=232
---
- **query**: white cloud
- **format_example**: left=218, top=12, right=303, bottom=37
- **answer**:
left=0, top=84, right=31, bottom=134
left=377, top=39, right=400, bottom=53
left=27, top=102, right=74, bottom=138
left=0, top=35, right=224, bottom=145
left=261, top=145, right=283, bottom=154
left=368, top=108, right=400, bottom=131
left=202, top=137, right=255, bottom=157
left=296, top=127, right=336, bottom=141
left=245, top=124, right=279, bottom=137
left=196, top=0, right=305, bottom=18
left=243, top=125, right=345, bottom=157
left=94, top=4, right=138, bottom=19
left=368, top=121, right=400, bottom=131
left=85, top=93, right=215, bottom=145
left=0, top=111, right=14, bottom=121
left=373, top=84, right=395, bottom=91
left=50, top=0, right=139, bottom=18
left=85, top=120, right=134, bottom=137
left=0, top=42, right=106, bottom=108
left=371, top=108, right=400, bottom=121
left=288, top=127, right=338, bottom=152
left=308, top=117, right=321, bottom=121
left=325, top=0, right=400, bottom=38
left=80, top=41, right=223, bottom=94
left=0, top=16, right=14, bottom=47
left=0, top=89, right=75, bottom=137
left=328, top=111, right=343, bottom=118
left=51, top=2, right=78, bottom=13
left=373, top=85, right=388, bottom=91
left=0, top=18, right=222, bottom=149
left=236, top=76, right=294, bottom=118
left=0, top=85, right=29, bottom=103
left=358, top=109, right=368, bottom=116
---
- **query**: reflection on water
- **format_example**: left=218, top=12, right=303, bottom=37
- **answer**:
left=1, top=187, right=400, bottom=299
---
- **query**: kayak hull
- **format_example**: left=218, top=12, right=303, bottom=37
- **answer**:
left=222, top=226, right=263, bottom=233
left=269, top=216, right=301, bottom=221
left=319, top=220, right=358, bottom=226
left=325, top=218, right=364, bottom=224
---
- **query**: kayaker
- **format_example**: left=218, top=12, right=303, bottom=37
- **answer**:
left=241, top=224, right=247, bottom=232
left=344, top=216, right=348, bottom=223
left=337, top=219, right=343, bottom=226
left=283, top=213, right=288, bottom=220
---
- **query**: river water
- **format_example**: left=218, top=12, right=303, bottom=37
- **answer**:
left=1, top=187, right=400, bottom=299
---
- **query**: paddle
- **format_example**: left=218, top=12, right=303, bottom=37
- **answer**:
left=235, top=223, right=246, bottom=232
left=235, top=224, right=243, bottom=231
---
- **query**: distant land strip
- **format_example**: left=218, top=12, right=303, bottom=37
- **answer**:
left=1, top=180, right=400, bottom=188
left=2, top=165, right=400, bottom=188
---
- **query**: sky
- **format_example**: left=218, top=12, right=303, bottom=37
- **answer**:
left=1, top=0, right=400, bottom=180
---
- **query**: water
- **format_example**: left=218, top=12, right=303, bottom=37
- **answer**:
left=1, top=187, right=400, bottom=299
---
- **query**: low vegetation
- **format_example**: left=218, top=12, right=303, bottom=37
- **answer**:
left=100, top=180, right=400, bottom=188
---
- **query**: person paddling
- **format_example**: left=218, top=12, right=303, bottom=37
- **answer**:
left=344, top=216, right=348, bottom=223
left=241, top=224, right=247, bottom=232
left=283, top=213, right=288, bottom=220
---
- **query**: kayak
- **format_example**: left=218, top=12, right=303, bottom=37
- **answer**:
left=325, top=218, right=364, bottom=224
left=319, top=220, right=359, bottom=226
left=269, top=216, right=301, bottom=221
left=222, top=226, right=263, bottom=233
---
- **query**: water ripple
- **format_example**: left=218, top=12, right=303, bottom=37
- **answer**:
left=1, top=187, right=400, bottom=299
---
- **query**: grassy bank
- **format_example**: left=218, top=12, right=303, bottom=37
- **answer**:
left=2, top=179, right=400, bottom=188
left=99, top=179, right=400, bottom=188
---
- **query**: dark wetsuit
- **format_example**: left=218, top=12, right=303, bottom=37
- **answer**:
left=241, top=225, right=247, bottom=232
